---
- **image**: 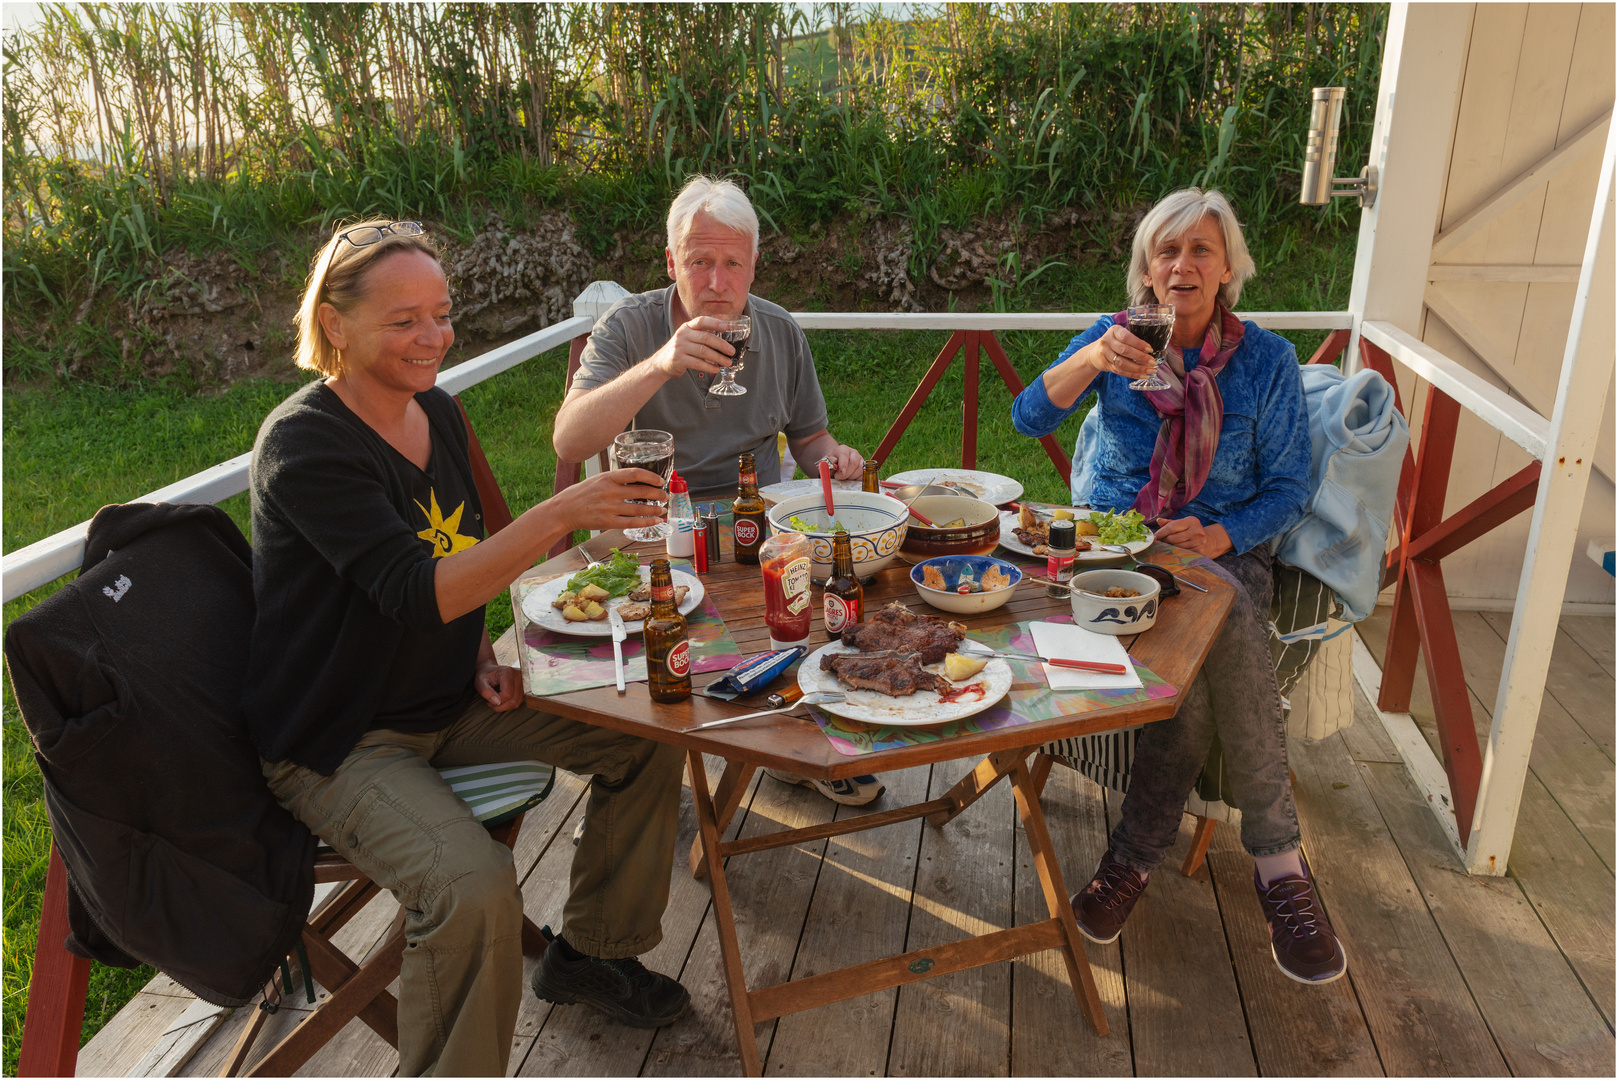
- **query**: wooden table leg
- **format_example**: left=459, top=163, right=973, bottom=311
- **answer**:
left=925, top=748, right=1028, bottom=826
left=689, top=758, right=755, bottom=879
left=686, top=752, right=764, bottom=1076
left=1009, top=757, right=1110, bottom=1037
left=1181, top=815, right=1218, bottom=878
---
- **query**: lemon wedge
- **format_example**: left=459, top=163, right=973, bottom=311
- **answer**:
left=943, top=652, right=989, bottom=681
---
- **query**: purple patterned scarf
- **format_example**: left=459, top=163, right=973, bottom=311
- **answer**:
left=1113, top=304, right=1245, bottom=521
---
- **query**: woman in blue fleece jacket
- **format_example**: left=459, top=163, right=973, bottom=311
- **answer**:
left=1012, top=188, right=1346, bottom=986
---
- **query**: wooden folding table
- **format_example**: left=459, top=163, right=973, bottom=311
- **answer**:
left=526, top=534, right=1232, bottom=1076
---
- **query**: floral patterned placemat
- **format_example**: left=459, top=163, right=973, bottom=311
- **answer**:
left=806, top=617, right=1179, bottom=756
left=511, top=558, right=745, bottom=697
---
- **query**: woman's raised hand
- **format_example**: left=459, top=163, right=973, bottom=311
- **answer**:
left=550, top=468, right=669, bottom=534
left=1153, top=516, right=1232, bottom=558
left=1083, top=324, right=1160, bottom=382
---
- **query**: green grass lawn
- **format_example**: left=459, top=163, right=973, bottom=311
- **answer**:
left=0, top=233, right=1354, bottom=1070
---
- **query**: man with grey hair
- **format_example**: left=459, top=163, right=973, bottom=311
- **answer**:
left=553, top=175, right=883, bottom=808
left=553, top=174, right=863, bottom=501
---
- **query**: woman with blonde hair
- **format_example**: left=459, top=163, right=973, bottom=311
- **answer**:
left=244, top=219, right=691, bottom=1075
left=1012, top=189, right=1346, bottom=985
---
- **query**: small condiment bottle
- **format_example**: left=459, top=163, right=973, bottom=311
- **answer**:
left=860, top=458, right=881, bottom=494
left=1047, top=520, right=1077, bottom=598
left=703, top=504, right=723, bottom=565
left=692, top=519, right=709, bottom=573
left=665, top=469, right=695, bottom=558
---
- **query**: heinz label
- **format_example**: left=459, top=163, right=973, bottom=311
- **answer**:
left=667, top=640, right=691, bottom=677
left=823, top=594, right=859, bottom=633
left=734, top=518, right=760, bottom=546
left=782, top=556, right=812, bottom=615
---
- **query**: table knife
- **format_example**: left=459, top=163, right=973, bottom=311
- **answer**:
left=607, top=609, right=627, bottom=693
left=963, top=644, right=1127, bottom=675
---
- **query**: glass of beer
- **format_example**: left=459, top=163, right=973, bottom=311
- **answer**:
left=1124, top=304, right=1174, bottom=391
left=613, top=429, right=675, bottom=542
left=709, top=315, right=750, bottom=397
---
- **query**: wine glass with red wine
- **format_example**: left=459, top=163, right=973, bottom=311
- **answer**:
left=613, top=429, right=675, bottom=542
left=709, top=315, right=750, bottom=397
left=1125, top=304, right=1174, bottom=391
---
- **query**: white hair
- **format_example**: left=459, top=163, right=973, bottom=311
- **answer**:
left=1127, top=187, right=1257, bottom=308
left=666, top=175, right=759, bottom=255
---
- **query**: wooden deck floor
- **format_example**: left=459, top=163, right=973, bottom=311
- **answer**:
left=76, top=615, right=1614, bottom=1076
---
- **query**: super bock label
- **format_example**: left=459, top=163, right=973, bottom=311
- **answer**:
left=734, top=518, right=760, bottom=546
left=667, top=640, right=691, bottom=677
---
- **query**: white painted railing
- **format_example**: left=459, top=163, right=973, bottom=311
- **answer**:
left=2, top=303, right=1351, bottom=605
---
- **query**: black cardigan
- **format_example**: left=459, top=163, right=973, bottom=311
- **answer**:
left=242, top=381, right=486, bottom=775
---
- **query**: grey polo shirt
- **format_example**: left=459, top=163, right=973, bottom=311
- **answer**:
left=572, top=285, right=830, bottom=501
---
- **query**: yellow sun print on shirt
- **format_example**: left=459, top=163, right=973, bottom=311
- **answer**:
left=415, top=490, right=479, bottom=557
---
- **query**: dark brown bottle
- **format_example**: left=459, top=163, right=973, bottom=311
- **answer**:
left=860, top=458, right=880, bottom=494
left=821, top=529, right=863, bottom=641
left=643, top=558, right=691, bottom=702
left=732, top=452, right=767, bottom=566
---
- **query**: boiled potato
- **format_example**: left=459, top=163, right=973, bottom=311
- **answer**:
left=577, top=583, right=610, bottom=602
left=1051, top=509, right=1074, bottom=521
left=1074, top=519, right=1099, bottom=536
left=561, top=603, right=590, bottom=622
left=552, top=589, right=577, bottom=609
left=583, top=600, right=606, bottom=620
left=943, top=653, right=989, bottom=681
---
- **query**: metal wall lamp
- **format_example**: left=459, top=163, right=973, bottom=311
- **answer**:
left=1301, top=86, right=1378, bottom=208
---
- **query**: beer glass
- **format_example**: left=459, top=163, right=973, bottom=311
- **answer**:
left=613, top=430, right=674, bottom=542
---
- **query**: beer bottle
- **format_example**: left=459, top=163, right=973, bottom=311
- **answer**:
left=643, top=558, right=691, bottom=703
left=822, top=529, right=863, bottom=641
left=732, top=452, right=767, bottom=566
left=861, top=458, right=881, bottom=494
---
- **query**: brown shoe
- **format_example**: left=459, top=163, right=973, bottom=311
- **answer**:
left=1255, top=857, right=1347, bottom=984
left=1070, top=850, right=1149, bottom=945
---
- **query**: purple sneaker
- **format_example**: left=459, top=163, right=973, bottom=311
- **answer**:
left=1255, top=858, right=1347, bottom=984
left=1069, top=850, right=1149, bottom=945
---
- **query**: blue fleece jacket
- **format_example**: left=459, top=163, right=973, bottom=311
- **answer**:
left=1011, top=316, right=1311, bottom=556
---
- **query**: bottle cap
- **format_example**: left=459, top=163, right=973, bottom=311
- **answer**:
left=1048, top=520, right=1077, bottom=551
left=669, top=470, right=687, bottom=493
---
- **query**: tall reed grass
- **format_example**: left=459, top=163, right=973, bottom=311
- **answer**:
left=3, top=3, right=1385, bottom=350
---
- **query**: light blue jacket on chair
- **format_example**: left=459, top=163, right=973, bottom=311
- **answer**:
left=1272, top=365, right=1408, bottom=622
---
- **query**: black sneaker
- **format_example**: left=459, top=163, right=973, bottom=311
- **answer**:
left=531, top=935, right=691, bottom=1028
left=1254, top=858, right=1348, bottom=984
left=1070, top=850, right=1149, bottom=945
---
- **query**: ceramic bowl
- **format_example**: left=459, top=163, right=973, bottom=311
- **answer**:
left=909, top=555, right=1023, bottom=615
left=898, top=496, right=1002, bottom=563
left=765, top=491, right=909, bottom=580
left=1068, top=568, right=1161, bottom=635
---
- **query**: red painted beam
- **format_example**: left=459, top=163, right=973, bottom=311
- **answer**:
left=873, top=331, right=968, bottom=466
left=19, top=845, right=92, bottom=1078
left=1306, top=328, right=1352, bottom=367
left=1407, top=560, right=1484, bottom=844
left=1378, top=573, right=1422, bottom=713
left=1359, top=341, right=1417, bottom=530
left=1407, top=463, right=1541, bottom=564
left=980, top=332, right=1072, bottom=482
left=962, top=332, right=980, bottom=470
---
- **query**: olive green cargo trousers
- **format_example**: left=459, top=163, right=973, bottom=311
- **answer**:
left=263, top=698, right=685, bottom=1077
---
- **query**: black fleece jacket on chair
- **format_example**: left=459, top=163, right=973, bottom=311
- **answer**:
left=4, top=502, right=315, bottom=1006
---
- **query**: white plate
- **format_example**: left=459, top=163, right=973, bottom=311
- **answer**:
left=796, top=641, right=1012, bottom=727
left=997, top=508, right=1154, bottom=563
left=521, top=566, right=704, bottom=637
left=883, top=468, right=1023, bottom=506
left=759, top=477, right=864, bottom=506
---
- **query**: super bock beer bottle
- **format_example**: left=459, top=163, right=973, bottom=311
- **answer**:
left=643, top=558, right=691, bottom=702
left=732, top=452, right=767, bottom=566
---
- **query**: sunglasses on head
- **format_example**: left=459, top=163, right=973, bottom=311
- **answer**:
left=336, top=220, right=425, bottom=248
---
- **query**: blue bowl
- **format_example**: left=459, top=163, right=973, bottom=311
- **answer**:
left=909, top=555, right=1024, bottom=614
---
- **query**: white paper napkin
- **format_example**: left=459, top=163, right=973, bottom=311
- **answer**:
left=1029, top=622, right=1143, bottom=691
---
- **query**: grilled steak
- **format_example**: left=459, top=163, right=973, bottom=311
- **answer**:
left=839, top=602, right=966, bottom=664
left=820, top=650, right=952, bottom=697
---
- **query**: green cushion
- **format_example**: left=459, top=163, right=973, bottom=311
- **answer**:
left=438, top=761, right=556, bottom=826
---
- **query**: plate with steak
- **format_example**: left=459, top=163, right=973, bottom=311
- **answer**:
left=839, top=601, right=969, bottom=663
left=797, top=640, right=1013, bottom=727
